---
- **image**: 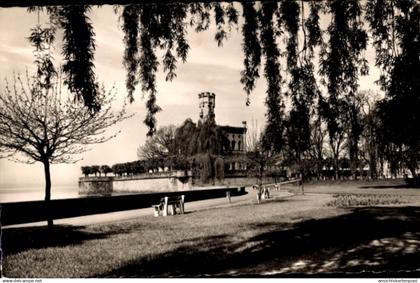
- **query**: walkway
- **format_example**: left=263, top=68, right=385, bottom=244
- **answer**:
left=4, top=187, right=294, bottom=228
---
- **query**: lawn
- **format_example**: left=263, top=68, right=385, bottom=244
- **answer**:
left=3, top=192, right=420, bottom=278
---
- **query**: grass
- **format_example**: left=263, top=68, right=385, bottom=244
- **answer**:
left=3, top=192, right=420, bottom=278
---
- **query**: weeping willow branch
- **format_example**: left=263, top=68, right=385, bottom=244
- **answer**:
left=121, top=5, right=140, bottom=103
left=58, top=5, right=100, bottom=113
left=259, top=1, right=284, bottom=153
left=240, top=1, right=261, bottom=106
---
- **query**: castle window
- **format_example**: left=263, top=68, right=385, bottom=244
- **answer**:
left=231, top=140, right=236, bottom=150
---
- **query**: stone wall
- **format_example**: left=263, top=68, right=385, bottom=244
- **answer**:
left=78, top=176, right=113, bottom=195
left=113, top=176, right=192, bottom=193
left=78, top=174, right=282, bottom=195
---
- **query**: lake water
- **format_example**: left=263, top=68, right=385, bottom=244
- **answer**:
left=0, top=185, right=80, bottom=203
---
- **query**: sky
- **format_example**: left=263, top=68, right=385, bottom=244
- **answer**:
left=0, top=4, right=381, bottom=188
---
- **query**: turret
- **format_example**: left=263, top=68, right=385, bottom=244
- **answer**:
left=198, top=92, right=216, bottom=123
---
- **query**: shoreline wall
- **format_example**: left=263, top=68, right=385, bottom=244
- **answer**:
left=78, top=176, right=114, bottom=195
left=78, top=173, right=282, bottom=195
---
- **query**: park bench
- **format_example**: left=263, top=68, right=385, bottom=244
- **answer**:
left=153, top=195, right=185, bottom=217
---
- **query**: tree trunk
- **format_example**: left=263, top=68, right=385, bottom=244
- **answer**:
left=333, top=156, right=339, bottom=180
left=43, top=160, right=53, bottom=229
left=369, top=150, right=378, bottom=180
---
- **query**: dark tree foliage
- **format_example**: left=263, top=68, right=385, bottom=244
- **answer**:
left=345, top=95, right=364, bottom=177
left=279, top=0, right=299, bottom=71
left=226, top=2, right=239, bottom=29
left=240, top=2, right=261, bottom=105
left=189, top=3, right=211, bottom=32
left=259, top=2, right=284, bottom=154
left=134, top=119, right=230, bottom=183
left=214, top=2, right=227, bottom=46
left=138, top=4, right=161, bottom=136
left=365, top=0, right=399, bottom=91
left=58, top=6, right=101, bottom=112
left=111, top=160, right=147, bottom=176
left=174, top=118, right=198, bottom=156
left=367, top=0, right=420, bottom=177
left=319, top=0, right=368, bottom=178
left=120, top=3, right=192, bottom=136
left=100, top=165, right=113, bottom=176
left=305, top=1, right=323, bottom=52
left=173, top=118, right=229, bottom=157
left=281, top=0, right=320, bottom=176
left=213, top=3, right=238, bottom=46
left=281, top=0, right=304, bottom=162
left=28, top=25, right=57, bottom=91
left=196, top=120, right=230, bottom=156
left=121, top=5, right=140, bottom=103
left=320, top=0, right=368, bottom=100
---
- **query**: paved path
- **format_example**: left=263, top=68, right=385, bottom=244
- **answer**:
left=4, top=188, right=294, bottom=228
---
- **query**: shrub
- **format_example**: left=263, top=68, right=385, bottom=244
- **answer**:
left=81, top=166, right=91, bottom=177
left=90, top=165, right=100, bottom=176
left=100, top=165, right=113, bottom=176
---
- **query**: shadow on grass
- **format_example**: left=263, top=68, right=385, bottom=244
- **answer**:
left=2, top=225, right=115, bottom=256
left=101, top=207, right=420, bottom=277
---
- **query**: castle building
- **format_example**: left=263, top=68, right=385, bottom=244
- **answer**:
left=198, top=92, right=247, bottom=170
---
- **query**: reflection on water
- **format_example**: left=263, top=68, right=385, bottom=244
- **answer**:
left=0, top=185, right=79, bottom=203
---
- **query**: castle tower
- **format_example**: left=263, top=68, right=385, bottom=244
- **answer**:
left=198, top=92, right=216, bottom=123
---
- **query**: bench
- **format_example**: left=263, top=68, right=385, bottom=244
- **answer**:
left=153, top=195, right=185, bottom=217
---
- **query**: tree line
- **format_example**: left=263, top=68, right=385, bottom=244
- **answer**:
left=93, top=86, right=418, bottom=183
left=81, top=119, right=235, bottom=183
left=27, top=1, right=419, bottom=180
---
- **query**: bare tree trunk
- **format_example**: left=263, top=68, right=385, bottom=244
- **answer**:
left=369, top=149, right=378, bottom=180
left=43, top=160, right=53, bottom=229
left=333, top=153, right=339, bottom=180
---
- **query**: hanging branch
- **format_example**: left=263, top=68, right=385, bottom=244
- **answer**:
left=28, top=24, right=57, bottom=93
left=173, top=3, right=190, bottom=64
left=297, top=0, right=321, bottom=106
left=213, top=3, right=238, bottom=47
left=319, top=0, right=368, bottom=179
left=138, top=4, right=161, bottom=136
left=320, top=0, right=368, bottom=101
left=259, top=1, right=284, bottom=153
left=365, top=0, right=400, bottom=91
left=58, top=5, right=100, bottom=113
left=305, top=1, right=323, bottom=55
left=119, top=3, right=191, bottom=135
left=279, top=0, right=299, bottom=74
left=189, top=3, right=211, bottom=32
left=121, top=5, right=140, bottom=103
left=214, top=2, right=227, bottom=46
left=157, top=4, right=178, bottom=82
left=226, top=2, right=239, bottom=31
left=240, top=1, right=261, bottom=106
